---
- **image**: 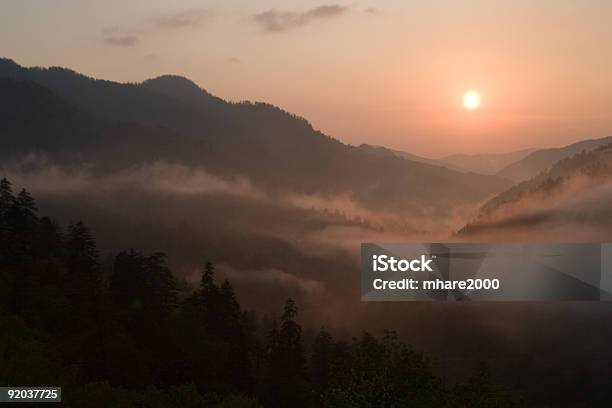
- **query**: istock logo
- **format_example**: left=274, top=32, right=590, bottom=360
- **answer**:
left=372, top=254, right=435, bottom=272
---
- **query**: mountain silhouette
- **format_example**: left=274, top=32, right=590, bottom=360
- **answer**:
left=439, top=148, right=539, bottom=175
left=141, top=75, right=224, bottom=107
left=358, top=144, right=461, bottom=170
left=496, top=136, right=612, bottom=182
left=0, top=58, right=511, bottom=212
left=359, top=144, right=541, bottom=175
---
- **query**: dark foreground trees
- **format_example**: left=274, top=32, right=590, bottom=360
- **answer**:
left=0, top=178, right=522, bottom=407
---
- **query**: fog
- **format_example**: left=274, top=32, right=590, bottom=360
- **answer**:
left=461, top=171, right=612, bottom=241
left=4, top=158, right=612, bottom=396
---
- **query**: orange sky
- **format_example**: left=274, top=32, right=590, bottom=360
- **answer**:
left=1, top=0, right=612, bottom=156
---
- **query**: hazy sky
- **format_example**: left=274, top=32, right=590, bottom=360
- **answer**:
left=2, top=0, right=612, bottom=157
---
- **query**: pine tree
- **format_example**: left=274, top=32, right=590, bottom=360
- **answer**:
left=64, top=221, right=102, bottom=326
left=111, top=249, right=145, bottom=310
left=264, top=298, right=308, bottom=407
left=219, top=279, right=253, bottom=392
left=0, top=178, right=18, bottom=311
left=311, top=328, right=333, bottom=402
left=13, top=188, right=39, bottom=258
left=16, top=189, right=38, bottom=224
left=36, top=217, right=64, bottom=259
left=219, top=280, right=241, bottom=335
left=67, top=221, right=100, bottom=276
left=278, top=299, right=305, bottom=374
left=198, top=261, right=221, bottom=333
left=201, top=261, right=215, bottom=293
left=145, top=252, right=178, bottom=315
left=111, top=250, right=178, bottom=315
left=0, top=182, right=40, bottom=313
left=0, top=178, right=15, bottom=217
left=0, top=178, right=17, bottom=239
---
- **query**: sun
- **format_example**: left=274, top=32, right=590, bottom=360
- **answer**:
left=463, top=90, right=481, bottom=110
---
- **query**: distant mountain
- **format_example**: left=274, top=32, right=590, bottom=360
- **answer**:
left=0, top=58, right=512, bottom=214
left=358, top=144, right=456, bottom=169
left=459, top=142, right=612, bottom=238
left=496, top=137, right=612, bottom=182
left=438, top=148, right=538, bottom=175
left=141, top=75, right=224, bottom=107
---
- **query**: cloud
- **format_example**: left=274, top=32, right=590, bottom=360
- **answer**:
left=227, top=57, right=242, bottom=64
left=154, top=9, right=214, bottom=29
left=364, top=7, right=381, bottom=15
left=458, top=170, right=612, bottom=241
left=102, top=27, right=139, bottom=47
left=1, top=159, right=265, bottom=200
left=220, top=265, right=325, bottom=296
left=251, top=4, right=348, bottom=33
left=103, top=35, right=139, bottom=47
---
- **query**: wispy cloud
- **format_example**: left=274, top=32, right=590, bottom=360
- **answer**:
left=102, top=27, right=140, bottom=47
left=102, top=8, right=214, bottom=47
left=251, top=4, right=348, bottom=33
left=364, top=7, right=381, bottom=15
left=154, top=9, right=214, bottom=29
left=103, top=35, right=139, bottom=47
left=227, top=57, right=242, bottom=64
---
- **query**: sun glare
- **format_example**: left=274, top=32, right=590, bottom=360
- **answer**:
left=463, top=90, right=481, bottom=110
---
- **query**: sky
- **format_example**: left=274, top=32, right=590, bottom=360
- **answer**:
left=1, top=0, right=612, bottom=157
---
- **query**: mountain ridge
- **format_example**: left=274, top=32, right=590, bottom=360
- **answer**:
left=496, top=136, right=612, bottom=181
left=358, top=144, right=455, bottom=169
left=437, top=148, right=539, bottom=175
left=459, top=141, right=612, bottom=237
left=0, top=58, right=511, bottom=214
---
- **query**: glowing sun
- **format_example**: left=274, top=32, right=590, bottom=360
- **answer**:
left=463, top=90, right=481, bottom=110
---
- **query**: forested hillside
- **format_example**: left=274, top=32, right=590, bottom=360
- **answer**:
left=0, top=59, right=510, bottom=214
left=0, top=179, right=519, bottom=407
left=496, top=136, right=612, bottom=182
left=460, top=143, right=612, bottom=238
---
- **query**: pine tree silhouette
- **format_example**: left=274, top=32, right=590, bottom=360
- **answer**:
left=64, top=221, right=102, bottom=327
left=310, top=328, right=333, bottom=403
left=264, top=298, right=308, bottom=407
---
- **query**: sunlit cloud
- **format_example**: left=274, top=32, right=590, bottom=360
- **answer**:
left=251, top=4, right=348, bottom=33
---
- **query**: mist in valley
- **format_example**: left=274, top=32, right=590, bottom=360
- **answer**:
left=4, top=156, right=612, bottom=403
left=3, top=58, right=612, bottom=404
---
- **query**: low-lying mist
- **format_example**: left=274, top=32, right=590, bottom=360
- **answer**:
left=4, top=158, right=612, bottom=397
left=460, top=171, right=612, bottom=241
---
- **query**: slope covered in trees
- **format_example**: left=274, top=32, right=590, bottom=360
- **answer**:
left=0, top=58, right=510, bottom=213
left=439, top=148, right=539, bottom=175
left=358, top=144, right=455, bottom=170
left=496, top=136, right=612, bottom=182
left=459, top=143, right=612, bottom=238
left=0, top=178, right=522, bottom=407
